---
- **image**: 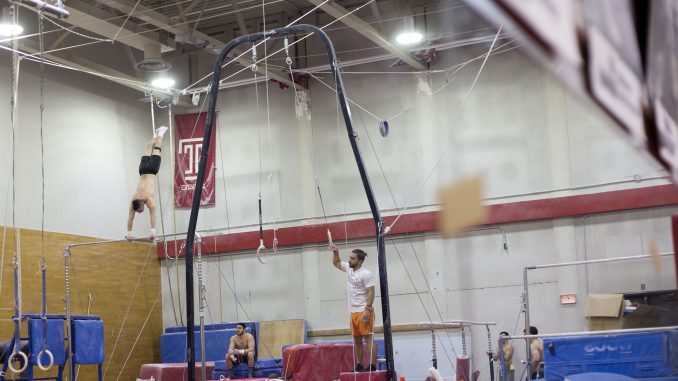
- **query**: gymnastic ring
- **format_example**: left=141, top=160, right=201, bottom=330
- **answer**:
left=256, top=239, right=267, bottom=264
left=37, top=349, right=54, bottom=371
left=7, top=351, right=28, bottom=374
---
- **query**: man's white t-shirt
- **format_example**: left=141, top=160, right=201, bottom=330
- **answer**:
left=341, top=262, right=376, bottom=313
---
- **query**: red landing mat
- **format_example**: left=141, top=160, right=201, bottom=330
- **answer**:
left=283, top=344, right=376, bottom=381
left=139, top=362, right=215, bottom=381
left=339, top=370, right=388, bottom=381
left=208, top=379, right=282, bottom=381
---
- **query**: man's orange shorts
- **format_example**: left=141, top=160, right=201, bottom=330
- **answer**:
left=350, top=311, right=374, bottom=337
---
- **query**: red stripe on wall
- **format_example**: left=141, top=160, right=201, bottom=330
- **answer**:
left=158, top=184, right=678, bottom=258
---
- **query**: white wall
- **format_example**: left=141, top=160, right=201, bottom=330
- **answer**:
left=2, top=8, right=676, bottom=380
left=0, top=54, right=155, bottom=238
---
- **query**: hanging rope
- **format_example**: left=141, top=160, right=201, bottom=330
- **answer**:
left=256, top=193, right=266, bottom=264
left=6, top=3, right=28, bottom=374
left=164, top=102, right=181, bottom=326
left=261, top=0, right=281, bottom=255
left=283, top=36, right=333, bottom=248
left=316, top=180, right=333, bottom=246
left=36, top=11, right=54, bottom=371
left=252, top=44, right=268, bottom=264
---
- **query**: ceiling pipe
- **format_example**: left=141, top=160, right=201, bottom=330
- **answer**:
left=16, top=0, right=69, bottom=18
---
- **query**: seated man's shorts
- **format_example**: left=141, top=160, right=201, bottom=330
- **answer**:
left=139, top=155, right=161, bottom=175
left=230, top=354, right=249, bottom=365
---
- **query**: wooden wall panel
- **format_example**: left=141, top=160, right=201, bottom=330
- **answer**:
left=258, top=319, right=306, bottom=358
left=0, top=227, right=162, bottom=380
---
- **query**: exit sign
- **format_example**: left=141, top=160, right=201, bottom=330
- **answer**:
left=560, top=293, right=577, bottom=305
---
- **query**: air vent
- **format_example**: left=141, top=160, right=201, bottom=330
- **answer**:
left=136, top=43, right=171, bottom=72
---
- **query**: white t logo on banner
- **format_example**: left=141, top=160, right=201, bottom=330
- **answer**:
left=174, top=112, right=216, bottom=208
left=179, top=137, right=203, bottom=181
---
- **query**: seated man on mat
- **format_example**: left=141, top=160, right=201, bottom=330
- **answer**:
left=126, top=126, right=167, bottom=241
left=226, top=322, right=256, bottom=378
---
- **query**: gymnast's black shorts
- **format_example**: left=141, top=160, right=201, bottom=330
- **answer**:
left=139, top=155, right=161, bottom=175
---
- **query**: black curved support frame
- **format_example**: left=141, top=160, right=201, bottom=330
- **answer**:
left=183, top=24, right=395, bottom=381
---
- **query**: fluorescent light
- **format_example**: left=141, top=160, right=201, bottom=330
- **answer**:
left=395, top=15, right=423, bottom=45
left=396, top=31, right=423, bottom=45
left=0, top=23, right=23, bottom=37
left=0, top=7, right=23, bottom=37
left=151, top=77, right=175, bottom=89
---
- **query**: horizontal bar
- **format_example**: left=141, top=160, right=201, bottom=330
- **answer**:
left=418, top=322, right=462, bottom=329
left=66, top=237, right=156, bottom=248
left=501, top=325, right=678, bottom=341
left=418, top=320, right=497, bottom=329
left=65, top=228, right=218, bottom=250
left=446, top=319, right=497, bottom=326
left=527, top=252, right=674, bottom=270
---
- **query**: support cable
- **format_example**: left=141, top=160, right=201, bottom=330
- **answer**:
left=385, top=26, right=503, bottom=235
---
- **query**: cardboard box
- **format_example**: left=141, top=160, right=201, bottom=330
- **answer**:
left=585, top=294, right=624, bottom=331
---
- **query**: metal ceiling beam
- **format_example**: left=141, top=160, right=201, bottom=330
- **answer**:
left=12, top=40, right=196, bottom=107
left=370, top=1, right=384, bottom=33
left=94, top=0, right=305, bottom=90
left=176, top=0, right=205, bottom=22
left=231, top=0, right=248, bottom=35
left=61, top=0, right=175, bottom=52
left=18, top=39, right=150, bottom=94
left=306, top=0, right=424, bottom=70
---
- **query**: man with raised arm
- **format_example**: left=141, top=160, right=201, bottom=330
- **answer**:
left=225, top=322, right=256, bottom=379
left=126, top=126, right=167, bottom=241
left=331, top=244, right=377, bottom=372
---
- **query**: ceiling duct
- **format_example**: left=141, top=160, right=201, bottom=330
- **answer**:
left=136, top=43, right=171, bottom=72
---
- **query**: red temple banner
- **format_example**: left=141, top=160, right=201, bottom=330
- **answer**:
left=174, top=112, right=216, bottom=207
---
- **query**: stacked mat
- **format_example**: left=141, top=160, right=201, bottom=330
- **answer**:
left=543, top=331, right=677, bottom=380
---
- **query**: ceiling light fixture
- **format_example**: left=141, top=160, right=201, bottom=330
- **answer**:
left=395, top=15, right=422, bottom=45
left=151, top=76, right=175, bottom=89
left=0, top=7, right=24, bottom=37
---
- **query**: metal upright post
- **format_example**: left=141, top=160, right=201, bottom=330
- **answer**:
left=196, top=234, right=206, bottom=381
left=431, top=329, right=437, bottom=369
left=64, top=248, right=75, bottom=381
left=523, top=267, right=531, bottom=380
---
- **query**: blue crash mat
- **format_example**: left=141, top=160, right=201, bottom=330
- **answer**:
left=564, top=372, right=636, bottom=381
left=72, top=319, right=104, bottom=364
left=28, top=319, right=66, bottom=366
left=544, top=332, right=670, bottom=380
